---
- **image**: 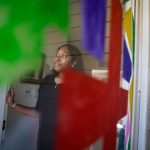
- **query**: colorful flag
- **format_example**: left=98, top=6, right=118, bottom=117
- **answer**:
left=122, top=1, right=135, bottom=149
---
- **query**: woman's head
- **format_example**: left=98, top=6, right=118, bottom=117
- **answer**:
left=54, top=44, right=84, bottom=72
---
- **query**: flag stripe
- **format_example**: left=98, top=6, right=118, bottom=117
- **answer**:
left=123, top=2, right=135, bottom=150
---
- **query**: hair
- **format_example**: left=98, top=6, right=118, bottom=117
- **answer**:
left=50, top=44, right=84, bottom=77
left=57, top=44, right=84, bottom=71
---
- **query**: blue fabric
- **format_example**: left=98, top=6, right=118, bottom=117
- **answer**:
left=123, top=39, right=132, bottom=82
left=82, top=0, right=106, bottom=60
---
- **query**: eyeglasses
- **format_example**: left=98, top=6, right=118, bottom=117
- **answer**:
left=55, top=53, right=71, bottom=59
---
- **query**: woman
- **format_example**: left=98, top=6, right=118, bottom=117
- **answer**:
left=7, top=44, right=84, bottom=150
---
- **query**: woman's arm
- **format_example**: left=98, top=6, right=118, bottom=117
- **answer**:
left=7, top=88, right=39, bottom=118
left=13, top=104, right=39, bottom=118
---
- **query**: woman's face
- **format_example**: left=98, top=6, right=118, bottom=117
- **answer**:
left=54, top=46, right=72, bottom=72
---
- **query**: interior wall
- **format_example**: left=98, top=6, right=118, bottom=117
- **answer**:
left=42, top=0, right=111, bottom=77
left=42, top=22, right=68, bottom=77
left=68, top=0, right=111, bottom=75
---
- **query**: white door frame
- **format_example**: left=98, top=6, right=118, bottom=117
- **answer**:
left=137, top=0, right=150, bottom=149
left=131, top=0, right=150, bottom=150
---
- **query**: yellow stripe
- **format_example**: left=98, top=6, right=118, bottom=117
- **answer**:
left=124, top=8, right=133, bottom=53
left=129, top=78, right=134, bottom=119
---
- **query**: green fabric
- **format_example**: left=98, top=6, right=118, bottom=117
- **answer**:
left=0, top=0, right=69, bottom=84
left=132, top=14, right=135, bottom=67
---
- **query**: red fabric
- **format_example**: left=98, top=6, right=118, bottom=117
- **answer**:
left=54, top=0, right=127, bottom=150
left=103, top=0, right=124, bottom=149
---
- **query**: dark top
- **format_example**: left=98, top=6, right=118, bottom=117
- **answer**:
left=36, top=73, right=59, bottom=150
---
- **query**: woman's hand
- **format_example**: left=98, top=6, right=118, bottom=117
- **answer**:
left=7, top=88, right=15, bottom=107
left=6, top=88, right=39, bottom=117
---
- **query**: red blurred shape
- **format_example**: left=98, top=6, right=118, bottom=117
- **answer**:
left=54, top=0, right=127, bottom=150
left=55, top=69, right=127, bottom=150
